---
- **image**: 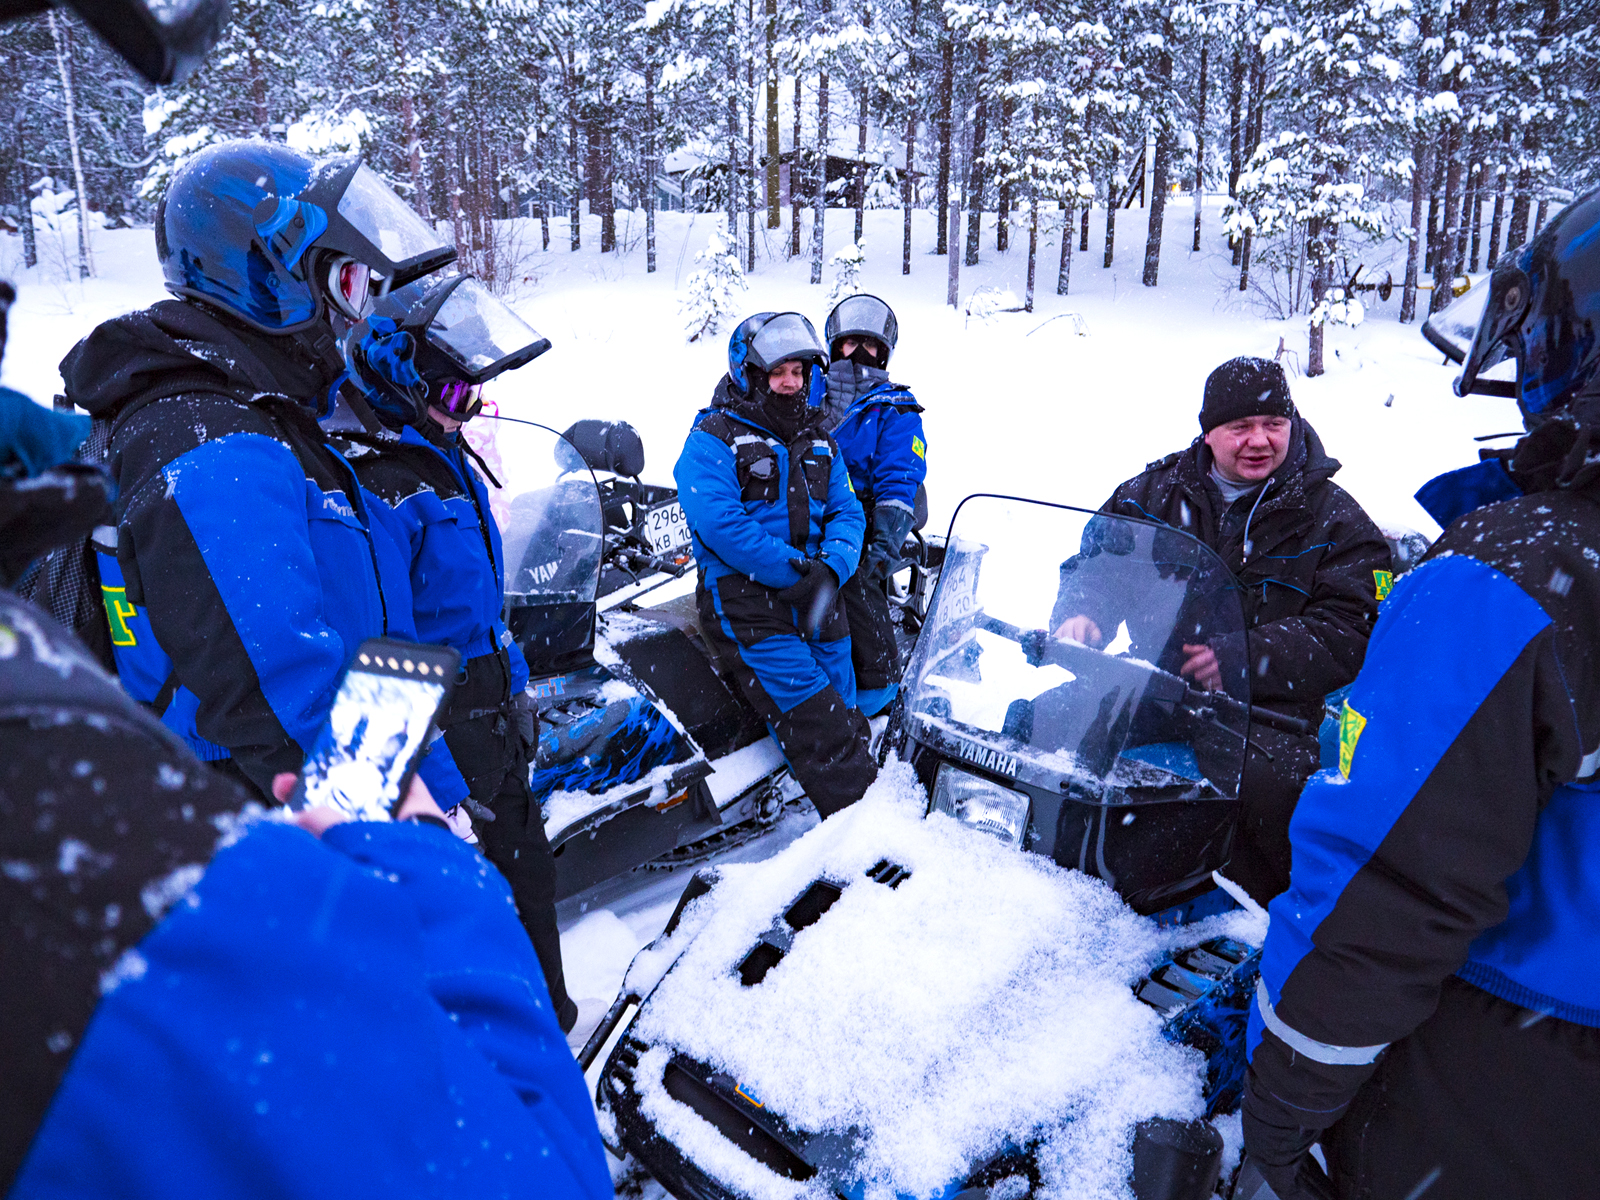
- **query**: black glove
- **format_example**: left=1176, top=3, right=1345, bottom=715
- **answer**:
left=1241, top=1094, right=1337, bottom=1200
left=777, top=558, right=840, bottom=638
left=863, top=503, right=917, bottom=582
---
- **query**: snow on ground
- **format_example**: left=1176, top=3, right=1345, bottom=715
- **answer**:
left=0, top=199, right=1518, bottom=1190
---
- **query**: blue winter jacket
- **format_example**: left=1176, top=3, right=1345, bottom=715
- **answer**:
left=63, top=301, right=468, bottom=805
left=12, top=818, right=612, bottom=1200
left=339, top=425, right=528, bottom=693
left=1246, top=457, right=1600, bottom=1130
left=674, top=386, right=865, bottom=592
left=829, top=381, right=927, bottom=517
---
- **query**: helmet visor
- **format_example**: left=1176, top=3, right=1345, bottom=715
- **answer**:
left=1454, top=264, right=1530, bottom=399
left=827, top=294, right=897, bottom=349
left=334, top=164, right=454, bottom=282
left=747, top=312, right=826, bottom=372
left=427, top=277, right=552, bottom=382
left=436, top=380, right=485, bottom=420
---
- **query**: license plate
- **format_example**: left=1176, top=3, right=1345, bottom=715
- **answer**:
left=643, top=501, right=691, bottom=555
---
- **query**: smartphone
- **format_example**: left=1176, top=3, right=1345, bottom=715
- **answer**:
left=288, top=638, right=460, bottom=820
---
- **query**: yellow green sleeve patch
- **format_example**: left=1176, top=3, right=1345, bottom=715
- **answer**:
left=1373, top=569, right=1394, bottom=601
left=912, top=435, right=926, bottom=460
left=102, top=585, right=139, bottom=647
left=1338, top=700, right=1367, bottom=779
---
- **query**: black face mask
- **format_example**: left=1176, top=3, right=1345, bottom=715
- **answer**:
left=749, top=371, right=809, bottom=440
left=833, top=339, right=886, bottom=370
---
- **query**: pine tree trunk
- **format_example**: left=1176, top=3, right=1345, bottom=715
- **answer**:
left=1024, top=167, right=1037, bottom=311
left=1431, top=135, right=1462, bottom=315
left=792, top=72, right=804, bottom=258
left=1469, top=161, right=1485, bottom=272
left=902, top=0, right=918, bottom=276
left=1237, top=227, right=1253, bottom=292
left=935, top=36, right=952, bottom=255
left=854, top=80, right=867, bottom=245
left=746, top=1, right=757, bottom=272
left=1488, top=163, right=1506, bottom=268
left=1534, top=195, right=1549, bottom=237
left=996, top=81, right=1013, bottom=252
left=1400, top=133, right=1431, bottom=324
left=49, top=12, right=92, bottom=279
left=1424, top=128, right=1446, bottom=274
left=811, top=64, right=830, bottom=285
left=601, top=82, right=617, bottom=253
left=727, top=39, right=739, bottom=244
left=964, top=61, right=987, bottom=268
left=11, top=115, right=37, bottom=269
left=645, top=59, right=657, bottom=273
left=1227, top=43, right=1243, bottom=198
left=446, top=119, right=466, bottom=262
left=1307, top=215, right=1326, bottom=377
left=1103, top=171, right=1117, bottom=268
left=1193, top=41, right=1207, bottom=252
left=1079, top=204, right=1089, bottom=253
left=766, top=0, right=780, bottom=228
left=1141, top=17, right=1174, bottom=288
left=386, top=0, right=428, bottom=219
left=946, top=195, right=960, bottom=306
left=567, top=77, right=581, bottom=251
left=1057, top=199, right=1072, bottom=295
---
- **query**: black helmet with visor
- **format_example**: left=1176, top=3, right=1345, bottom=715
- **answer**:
left=1455, top=184, right=1600, bottom=426
left=824, top=293, right=899, bottom=366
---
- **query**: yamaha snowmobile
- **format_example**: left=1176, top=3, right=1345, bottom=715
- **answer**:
left=584, top=495, right=1293, bottom=1200
left=467, top=412, right=939, bottom=902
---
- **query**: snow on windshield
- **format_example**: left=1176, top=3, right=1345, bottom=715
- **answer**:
left=923, top=626, right=1073, bottom=732
left=629, top=761, right=1222, bottom=1200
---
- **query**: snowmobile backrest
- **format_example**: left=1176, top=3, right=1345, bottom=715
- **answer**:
left=562, top=419, right=646, bottom=478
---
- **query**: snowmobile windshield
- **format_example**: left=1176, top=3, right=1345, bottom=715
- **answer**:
left=903, top=496, right=1250, bottom=804
left=427, top=277, right=551, bottom=381
left=462, top=413, right=603, bottom=605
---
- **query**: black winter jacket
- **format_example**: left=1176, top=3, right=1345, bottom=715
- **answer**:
left=1086, top=419, right=1391, bottom=727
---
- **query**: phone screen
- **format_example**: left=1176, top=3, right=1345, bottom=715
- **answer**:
left=297, top=644, right=455, bottom=820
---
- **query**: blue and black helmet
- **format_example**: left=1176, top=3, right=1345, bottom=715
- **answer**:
left=1457, top=183, right=1600, bottom=425
left=727, top=311, right=828, bottom=405
left=156, top=140, right=456, bottom=336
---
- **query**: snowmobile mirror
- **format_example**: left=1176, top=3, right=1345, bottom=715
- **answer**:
left=4, top=0, right=234, bottom=85
left=561, top=419, right=645, bottom=478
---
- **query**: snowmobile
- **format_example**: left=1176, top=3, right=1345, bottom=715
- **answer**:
left=584, top=495, right=1294, bottom=1200
left=467, top=411, right=940, bottom=902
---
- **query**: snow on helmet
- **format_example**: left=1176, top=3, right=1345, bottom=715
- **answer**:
left=1456, top=183, right=1600, bottom=425
left=343, top=274, right=550, bottom=427
left=727, top=311, right=778, bottom=393
left=824, top=294, right=899, bottom=364
left=156, top=140, right=456, bottom=336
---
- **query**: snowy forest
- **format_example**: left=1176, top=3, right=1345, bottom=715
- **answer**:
left=1, top=0, right=1595, bottom=375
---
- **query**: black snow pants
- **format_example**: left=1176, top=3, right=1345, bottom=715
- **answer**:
left=442, top=650, right=574, bottom=1031
left=839, top=569, right=900, bottom=692
left=1324, top=976, right=1600, bottom=1200
left=1224, top=725, right=1321, bottom=906
left=697, top=577, right=877, bottom=818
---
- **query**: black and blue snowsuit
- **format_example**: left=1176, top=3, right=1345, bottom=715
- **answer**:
left=336, top=422, right=573, bottom=1027
left=1244, top=424, right=1600, bottom=1199
left=58, top=300, right=467, bottom=806
left=0, top=591, right=611, bottom=1200
left=824, top=364, right=926, bottom=714
left=674, top=377, right=877, bottom=815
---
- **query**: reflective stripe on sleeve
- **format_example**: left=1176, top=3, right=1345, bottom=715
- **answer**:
left=1256, top=979, right=1389, bottom=1066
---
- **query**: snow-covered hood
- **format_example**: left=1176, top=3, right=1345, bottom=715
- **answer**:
left=60, top=300, right=334, bottom=419
left=627, top=762, right=1263, bottom=1200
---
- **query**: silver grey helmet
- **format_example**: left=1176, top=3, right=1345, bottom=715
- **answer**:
left=824, top=294, right=899, bottom=363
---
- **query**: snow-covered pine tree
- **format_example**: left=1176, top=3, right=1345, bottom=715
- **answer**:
left=827, top=238, right=864, bottom=301
left=681, top=229, right=748, bottom=341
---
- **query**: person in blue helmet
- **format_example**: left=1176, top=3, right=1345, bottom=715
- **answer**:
left=1239, top=189, right=1600, bottom=1200
left=53, top=140, right=469, bottom=810
left=676, top=311, right=876, bottom=816
left=326, top=274, right=579, bottom=1030
left=821, top=294, right=927, bottom=717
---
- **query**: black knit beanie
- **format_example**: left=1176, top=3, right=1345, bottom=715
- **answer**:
left=1199, top=356, right=1295, bottom=433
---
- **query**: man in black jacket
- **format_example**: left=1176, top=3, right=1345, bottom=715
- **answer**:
left=1053, top=357, right=1391, bottom=903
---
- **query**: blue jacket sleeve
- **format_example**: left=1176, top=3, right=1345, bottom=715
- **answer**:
left=364, top=490, right=470, bottom=808
left=816, top=444, right=866, bottom=586
left=869, top=403, right=928, bottom=514
left=675, top=427, right=805, bottom=589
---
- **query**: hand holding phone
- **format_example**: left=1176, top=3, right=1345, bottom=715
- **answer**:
left=288, top=638, right=460, bottom=820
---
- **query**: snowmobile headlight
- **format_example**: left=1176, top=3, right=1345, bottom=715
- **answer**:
left=931, top=763, right=1030, bottom=848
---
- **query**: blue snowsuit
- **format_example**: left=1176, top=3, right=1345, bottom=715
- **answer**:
left=675, top=378, right=878, bottom=814
left=61, top=301, right=467, bottom=807
left=1243, top=445, right=1600, bottom=1197
left=825, top=369, right=926, bottom=710
left=2, top=593, right=610, bottom=1200
left=336, top=421, right=573, bottom=1025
